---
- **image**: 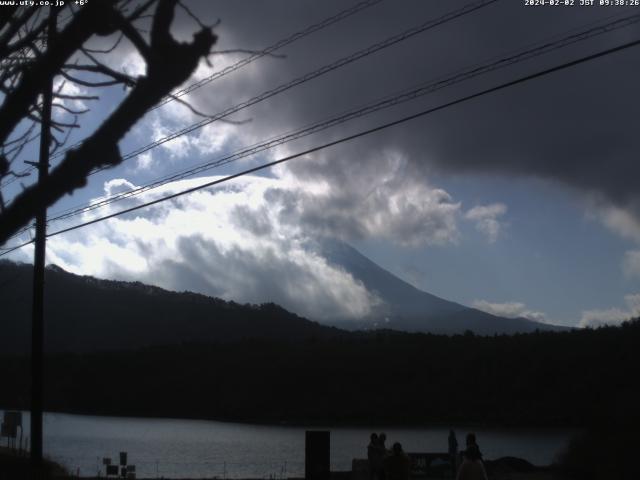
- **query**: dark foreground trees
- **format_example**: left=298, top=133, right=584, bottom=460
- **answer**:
left=1, top=318, right=638, bottom=427
left=0, top=0, right=217, bottom=245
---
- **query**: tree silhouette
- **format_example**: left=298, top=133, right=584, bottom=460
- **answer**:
left=0, top=0, right=217, bottom=245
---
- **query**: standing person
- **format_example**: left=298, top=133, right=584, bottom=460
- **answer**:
left=368, top=433, right=382, bottom=480
left=384, top=442, right=410, bottom=480
left=379, top=433, right=388, bottom=453
left=464, top=433, right=483, bottom=460
left=456, top=444, right=487, bottom=480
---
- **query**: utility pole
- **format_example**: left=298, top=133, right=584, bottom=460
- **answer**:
left=30, top=7, right=56, bottom=475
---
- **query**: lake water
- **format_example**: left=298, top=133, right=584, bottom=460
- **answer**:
left=2, top=410, right=574, bottom=478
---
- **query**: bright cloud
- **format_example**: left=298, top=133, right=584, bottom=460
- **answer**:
left=38, top=175, right=387, bottom=321
left=104, top=178, right=136, bottom=196
left=120, top=49, right=147, bottom=77
left=148, top=117, right=195, bottom=159
left=579, top=293, right=640, bottom=328
left=52, top=78, right=88, bottom=120
left=140, top=108, right=239, bottom=164
left=23, top=152, right=481, bottom=321
left=135, top=151, right=155, bottom=171
left=464, top=203, right=507, bottom=243
left=586, top=200, right=640, bottom=278
left=590, top=202, right=640, bottom=243
left=472, top=299, right=548, bottom=323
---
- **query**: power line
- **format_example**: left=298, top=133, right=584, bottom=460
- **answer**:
left=89, top=0, right=499, bottom=175
left=5, top=7, right=638, bottom=243
left=2, top=0, right=496, bottom=194
left=42, top=0, right=385, bottom=165
left=152, top=0, right=384, bottom=109
left=0, top=0, right=381, bottom=189
left=29, top=10, right=640, bottom=230
left=2, top=34, right=639, bottom=257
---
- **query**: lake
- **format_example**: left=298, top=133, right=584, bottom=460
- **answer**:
left=2, top=410, right=574, bottom=478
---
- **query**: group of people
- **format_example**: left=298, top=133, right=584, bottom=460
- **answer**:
left=367, top=432, right=410, bottom=480
left=366, top=430, right=488, bottom=480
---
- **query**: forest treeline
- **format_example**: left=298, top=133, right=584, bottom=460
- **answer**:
left=0, top=260, right=564, bottom=356
left=0, top=261, right=343, bottom=354
left=1, top=319, right=638, bottom=427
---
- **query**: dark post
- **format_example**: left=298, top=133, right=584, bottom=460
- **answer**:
left=30, top=7, right=56, bottom=473
left=305, top=430, right=330, bottom=480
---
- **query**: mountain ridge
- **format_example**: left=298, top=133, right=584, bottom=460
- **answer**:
left=0, top=242, right=566, bottom=355
left=0, top=259, right=344, bottom=354
left=319, top=240, right=568, bottom=334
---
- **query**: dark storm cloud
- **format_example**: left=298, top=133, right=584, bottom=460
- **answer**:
left=174, top=0, right=640, bottom=217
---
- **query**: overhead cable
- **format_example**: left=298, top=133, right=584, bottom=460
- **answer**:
left=3, top=34, right=639, bottom=256
left=35, top=10, right=640, bottom=228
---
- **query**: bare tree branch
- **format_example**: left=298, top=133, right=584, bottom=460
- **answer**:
left=0, top=0, right=218, bottom=245
left=52, top=102, right=90, bottom=115
left=50, top=122, right=76, bottom=156
left=0, top=3, right=118, bottom=146
left=0, top=7, right=38, bottom=58
left=0, top=15, right=47, bottom=59
left=53, top=93, right=100, bottom=101
left=59, top=69, right=129, bottom=88
left=82, top=33, right=125, bottom=54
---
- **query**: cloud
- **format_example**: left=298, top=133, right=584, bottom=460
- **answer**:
left=158, top=1, right=640, bottom=227
left=464, top=203, right=507, bottom=243
left=104, top=178, right=136, bottom=196
left=589, top=200, right=640, bottom=243
left=38, top=175, right=382, bottom=321
left=136, top=103, right=240, bottom=165
left=12, top=1, right=636, bottom=327
left=126, top=2, right=640, bottom=299
left=148, top=117, right=196, bottom=160
left=44, top=1, right=640, bottom=231
left=124, top=1, right=640, bottom=253
left=587, top=200, right=640, bottom=277
left=119, top=49, right=147, bottom=77
left=135, top=151, right=155, bottom=171
left=579, top=293, right=640, bottom=328
left=272, top=149, right=462, bottom=246
left=472, top=299, right=547, bottom=323
left=52, top=78, right=88, bottom=120
left=21, top=145, right=497, bottom=322
left=623, top=250, right=640, bottom=278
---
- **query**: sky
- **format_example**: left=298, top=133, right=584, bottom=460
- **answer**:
left=3, top=0, right=640, bottom=328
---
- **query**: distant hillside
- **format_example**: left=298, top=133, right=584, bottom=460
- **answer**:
left=320, top=240, right=569, bottom=335
left=0, top=242, right=568, bottom=356
left=0, top=260, right=345, bottom=354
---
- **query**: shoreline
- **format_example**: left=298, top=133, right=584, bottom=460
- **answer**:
left=0, top=406, right=584, bottom=431
left=3, top=446, right=565, bottom=479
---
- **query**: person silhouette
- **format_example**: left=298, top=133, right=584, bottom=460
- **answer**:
left=384, top=442, right=409, bottom=480
left=464, top=433, right=482, bottom=460
left=456, top=443, right=487, bottom=480
left=368, top=433, right=383, bottom=480
left=379, top=432, right=388, bottom=451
